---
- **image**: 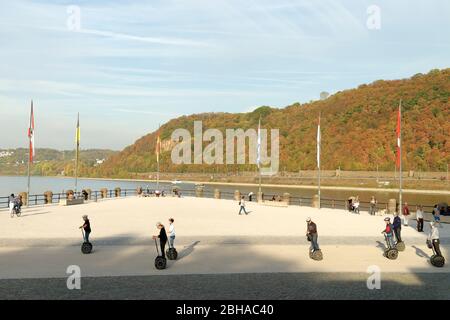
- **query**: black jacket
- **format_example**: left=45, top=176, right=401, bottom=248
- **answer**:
left=158, top=227, right=167, bottom=242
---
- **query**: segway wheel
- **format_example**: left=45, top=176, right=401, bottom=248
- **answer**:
left=310, top=250, right=323, bottom=261
left=396, top=241, right=405, bottom=252
left=155, top=256, right=167, bottom=270
left=16, top=209, right=21, bottom=217
left=430, top=255, right=445, bottom=268
left=81, top=242, right=93, bottom=254
left=166, top=248, right=178, bottom=260
left=386, top=249, right=398, bottom=260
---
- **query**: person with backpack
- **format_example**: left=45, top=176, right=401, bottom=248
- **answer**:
left=152, top=222, right=168, bottom=258
left=393, top=213, right=402, bottom=243
left=238, top=196, right=248, bottom=215
left=382, top=217, right=395, bottom=248
left=306, top=217, right=319, bottom=253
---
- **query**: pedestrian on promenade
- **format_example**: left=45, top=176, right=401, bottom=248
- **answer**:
left=353, top=197, right=360, bottom=214
left=79, top=215, right=91, bottom=243
left=416, top=205, right=424, bottom=232
left=382, top=217, right=395, bottom=248
left=8, top=193, right=15, bottom=215
left=402, top=202, right=410, bottom=226
left=248, top=192, right=254, bottom=202
left=168, top=218, right=176, bottom=248
left=238, top=196, right=248, bottom=215
left=369, top=196, right=377, bottom=215
left=306, top=217, right=319, bottom=253
left=393, top=213, right=402, bottom=243
left=428, top=221, right=442, bottom=257
left=153, top=222, right=167, bottom=258
left=432, top=205, right=442, bottom=227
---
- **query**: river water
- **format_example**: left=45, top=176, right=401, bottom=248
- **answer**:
left=0, top=176, right=448, bottom=208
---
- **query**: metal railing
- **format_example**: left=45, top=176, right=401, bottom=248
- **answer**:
left=0, top=186, right=438, bottom=215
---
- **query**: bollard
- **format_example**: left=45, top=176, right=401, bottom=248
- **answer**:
left=66, top=190, right=74, bottom=200
left=100, top=188, right=108, bottom=199
left=257, top=191, right=263, bottom=203
left=115, top=187, right=121, bottom=197
left=214, top=188, right=221, bottom=199
left=312, top=194, right=320, bottom=208
left=195, top=185, right=204, bottom=197
left=44, top=191, right=53, bottom=204
left=388, top=199, right=397, bottom=214
left=282, top=192, right=291, bottom=205
left=234, top=190, right=241, bottom=201
left=19, top=192, right=28, bottom=206
left=85, top=189, right=92, bottom=200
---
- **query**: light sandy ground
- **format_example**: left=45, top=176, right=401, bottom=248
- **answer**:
left=0, top=196, right=448, bottom=279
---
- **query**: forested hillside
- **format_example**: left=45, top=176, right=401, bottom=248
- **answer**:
left=0, top=148, right=117, bottom=176
left=95, top=69, right=450, bottom=178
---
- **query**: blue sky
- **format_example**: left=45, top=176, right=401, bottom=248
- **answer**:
left=0, top=0, right=449, bottom=150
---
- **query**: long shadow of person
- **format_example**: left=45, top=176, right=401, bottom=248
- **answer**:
left=177, top=241, right=200, bottom=260
left=412, top=245, right=431, bottom=259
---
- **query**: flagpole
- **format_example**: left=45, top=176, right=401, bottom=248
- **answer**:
left=75, top=113, right=79, bottom=194
left=27, top=144, right=31, bottom=207
left=318, top=113, right=321, bottom=209
left=399, top=101, right=402, bottom=213
left=26, top=100, right=33, bottom=207
left=157, top=124, right=160, bottom=189
left=257, top=116, right=262, bottom=200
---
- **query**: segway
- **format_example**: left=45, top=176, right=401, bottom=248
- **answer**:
left=81, top=230, right=93, bottom=254
left=395, top=241, right=406, bottom=252
left=154, top=239, right=167, bottom=270
left=309, top=249, right=323, bottom=261
left=307, top=234, right=323, bottom=261
left=383, top=233, right=398, bottom=260
left=166, top=241, right=178, bottom=260
left=427, top=240, right=445, bottom=268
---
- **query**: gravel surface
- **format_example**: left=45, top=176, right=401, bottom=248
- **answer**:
left=1, top=272, right=449, bottom=300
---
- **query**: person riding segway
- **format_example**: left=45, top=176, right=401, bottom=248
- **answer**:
left=153, top=222, right=168, bottom=269
left=393, top=213, right=405, bottom=251
left=79, top=215, right=92, bottom=254
left=382, top=217, right=398, bottom=260
left=428, top=221, right=445, bottom=267
left=306, top=217, right=323, bottom=261
left=166, top=218, right=178, bottom=260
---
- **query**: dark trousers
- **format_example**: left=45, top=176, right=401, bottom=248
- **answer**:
left=84, top=231, right=90, bottom=243
left=239, top=206, right=248, bottom=215
left=417, top=218, right=424, bottom=232
left=160, top=240, right=167, bottom=258
left=432, top=239, right=442, bottom=257
left=394, top=228, right=402, bottom=243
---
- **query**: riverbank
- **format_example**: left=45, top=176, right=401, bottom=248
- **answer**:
left=25, top=175, right=450, bottom=195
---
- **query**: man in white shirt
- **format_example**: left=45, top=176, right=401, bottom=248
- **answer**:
left=238, top=196, right=248, bottom=215
left=416, top=205, right=424, bottom=232
left=168, top=218, right=176, bottom=248
left=428, top=221, right=442, bottom=257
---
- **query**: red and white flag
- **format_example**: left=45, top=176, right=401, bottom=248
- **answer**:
left=28, top=101, right=35, bottom=163
left=395, top=102, right=401, bottom=169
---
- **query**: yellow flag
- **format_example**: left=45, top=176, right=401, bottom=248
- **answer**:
left=75, top=114, right=80, bottom=146
left=156, top=135, right=161, bottom=163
